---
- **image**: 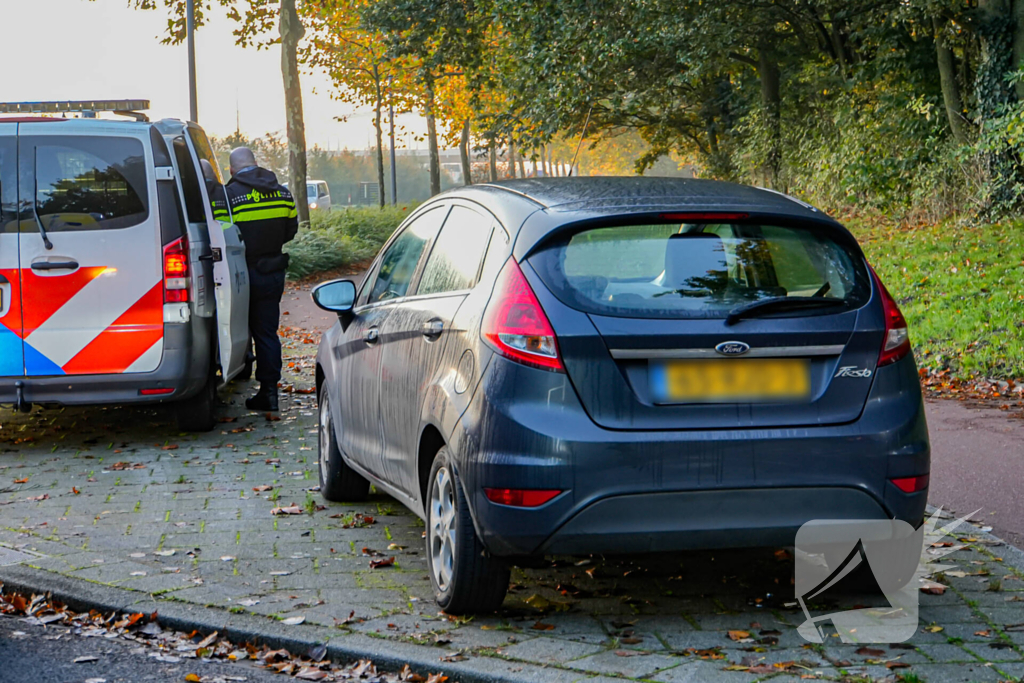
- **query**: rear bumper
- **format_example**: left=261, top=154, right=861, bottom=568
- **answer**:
left=453, top=354, right=929, bottom=557
left=0, top=320, right=212, bottom=407
left=539, top=487, right=895, bottom=555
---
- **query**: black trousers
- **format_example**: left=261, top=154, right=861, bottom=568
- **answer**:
left=248, top=266, right=286, bottom=390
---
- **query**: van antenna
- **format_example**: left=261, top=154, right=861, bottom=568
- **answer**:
left=567, top=106, right=593, bottom=177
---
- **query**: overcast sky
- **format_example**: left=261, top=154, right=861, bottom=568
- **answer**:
left=2, top=0, right=427, bottom=150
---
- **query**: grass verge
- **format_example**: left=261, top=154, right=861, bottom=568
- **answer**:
left=852, top=219, right=1024, bottom=381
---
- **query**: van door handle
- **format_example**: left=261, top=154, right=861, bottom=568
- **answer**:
left=363, top=327, right=379, bottom=344
left=421, top=319, right=444, bottom=340
left=31, top=260, right=79, bottom=271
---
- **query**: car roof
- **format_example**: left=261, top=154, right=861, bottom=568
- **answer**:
left=469, top=177, right=824, bottom=219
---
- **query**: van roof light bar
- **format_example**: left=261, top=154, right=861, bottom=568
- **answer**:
left=0, top=100, right=150, bottom=122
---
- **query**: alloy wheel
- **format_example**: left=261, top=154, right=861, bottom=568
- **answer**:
left=429, top=467, right=456, bottom=591
left=319, top=392, right=331, bottom=485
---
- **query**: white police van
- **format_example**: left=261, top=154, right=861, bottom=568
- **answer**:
left=0, top=100, right=249, bottom=430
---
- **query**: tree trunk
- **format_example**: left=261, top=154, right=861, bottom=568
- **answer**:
left=425, top=79, right=441, bottom=196
left=933, top=16, right=970, bottom=144
left=488, top=138, right=498, bottom=181
left=1014, top=0, right=1024, bottom=99
left=508, top=139, right=517, bottom=178
left=757, top=44, right=782, bottom=190
left=280, top=0, right=308, bottom=225
left=976, top=0, right=1020, bottom=206
left=518, top=155, right=526, bottom=179
left=374, top=72, right=386, bottom=207
left=459, top=120, right=473, bottom=185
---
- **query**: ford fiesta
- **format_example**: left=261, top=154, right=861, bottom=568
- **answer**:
left=311, top=178, right=930, bottom=614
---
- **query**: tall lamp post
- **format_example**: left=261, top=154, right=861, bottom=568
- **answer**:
left=187, top=0, right=198, bottom=122
left=388, top=78, right=397, bottom=205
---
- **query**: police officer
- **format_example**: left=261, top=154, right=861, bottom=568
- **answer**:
left=224, top=147, right=298, bottom=412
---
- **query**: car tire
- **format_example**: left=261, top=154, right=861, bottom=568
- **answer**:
left=318, top=385, right=369, bottom=502
left=426, top=447, right=509, bottom=614
left=176, top=368, right=217, bottom=432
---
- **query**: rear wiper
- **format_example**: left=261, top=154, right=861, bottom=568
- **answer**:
left=725, top=296, right=846, bottom=326
left=32, top=147, right=53, bottom=250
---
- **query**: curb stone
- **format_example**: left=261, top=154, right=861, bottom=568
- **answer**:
left=0, top=563, right=587, bottom=683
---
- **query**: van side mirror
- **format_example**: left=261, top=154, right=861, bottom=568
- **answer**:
left=312, top=280, right=356, bottom=318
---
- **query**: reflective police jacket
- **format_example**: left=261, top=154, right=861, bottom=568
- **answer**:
left=221, top=167, right=299, bottom=266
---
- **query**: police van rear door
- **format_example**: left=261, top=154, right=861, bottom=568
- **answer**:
left=183, top=125, right=249, bottom=383
left=16, top=122, right=165, bottom=376
left=0, top=122, right=23, bottom=376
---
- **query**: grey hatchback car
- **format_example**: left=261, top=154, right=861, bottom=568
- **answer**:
left=311, top=178, right=930, bottom=614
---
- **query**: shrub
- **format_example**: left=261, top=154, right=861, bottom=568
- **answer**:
left=284, top=205, right=413, bottom=279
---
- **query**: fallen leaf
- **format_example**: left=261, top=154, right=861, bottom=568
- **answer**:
left=920, top=582, right=946, bottom=595
left=74, top=656, right=99, bottom=663
left=295, top=668, right=328, bottom=680
left=282, top=616, right=305, bottom=625
left=855, top=646, right=886, bottom=657
left=13, top=477, right=28, bottom=484
left=727, top=630, right=751, bottom=641
left=26, top=494, right=48, bottom=501
left=161, top=444, right=179, bottom=451
left=252, top=485, right=274, bottom=492
left=196, top=631, right=218, bottom=649
left=271, top=505, right=303, bottom=515
left=925, top=625, right=944, bottom=633
left=185, top=675, right=201, bottom=682
left=885, top=661, right=910, bottom=670
left=531, top=621, right=555, bottom=631
left=370, top=556, right=395, bottom=569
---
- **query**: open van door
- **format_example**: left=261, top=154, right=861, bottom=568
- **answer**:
left=183, top=125, right=249, bottom=384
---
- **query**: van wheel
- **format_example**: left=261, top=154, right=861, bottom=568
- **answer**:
left=177, top=369, right=217, bottom=432
left=318, top=384, right=369, bottom=502
left=426, top=447, right=509, bottom=614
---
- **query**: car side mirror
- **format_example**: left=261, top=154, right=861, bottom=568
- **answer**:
left=312, top=280, right=356, bottom=320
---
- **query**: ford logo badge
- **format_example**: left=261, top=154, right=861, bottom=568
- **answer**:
left=715, top=341, right=750, bottom=356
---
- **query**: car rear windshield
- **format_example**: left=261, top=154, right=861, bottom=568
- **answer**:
left=528, top=220, right=871, bottom=319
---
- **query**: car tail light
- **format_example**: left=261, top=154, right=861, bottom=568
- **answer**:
left=140, top=387, right=175, bottom=396
left=481, top=259, right=563, bottom=372
left=485, top=488, right=562, bottom=507
left=164, top=237, right=189, bottom=304
left=891, top=474, right=929, bottom=493
left=870, top=266, right=910, bottom=366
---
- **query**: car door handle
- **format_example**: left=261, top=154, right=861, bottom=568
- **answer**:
left=363, top=327, right=379, bottom=344
left=421, top=319, right=444, bottom=339
left=31, top=260, right=79, bottom=271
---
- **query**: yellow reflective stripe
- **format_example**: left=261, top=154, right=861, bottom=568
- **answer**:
left=232, top=206, right=295, bottom=222
left=232, top=200, right=295, bottom=214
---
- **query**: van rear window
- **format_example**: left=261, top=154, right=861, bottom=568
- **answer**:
left=528, top=220, right=871, bottom=319
left=27, top=136, right=148, bottom=232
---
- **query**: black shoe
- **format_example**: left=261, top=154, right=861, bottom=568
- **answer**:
left=245, top=390, right=279, bottom=412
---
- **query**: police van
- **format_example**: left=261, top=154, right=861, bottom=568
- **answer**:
left=0, top=100, right=249, bottom=431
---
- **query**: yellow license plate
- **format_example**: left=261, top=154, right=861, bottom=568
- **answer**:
left=652, top=359, right=811, bottom=403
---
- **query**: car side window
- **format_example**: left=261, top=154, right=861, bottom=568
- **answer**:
left=417, top=205, right=493, bottom=296
left=21, top=135, right=149, bottom=232
left=368, top=207, right=447, bottom=304
left=0, top=135, right=16, bottom=233
left=356, top=259, right=381, bottom=308
left=187, top=127, right=224, bottom=184
left=173, top=137, right=206, bottom=223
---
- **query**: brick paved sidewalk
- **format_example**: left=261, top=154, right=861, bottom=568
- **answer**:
left=2, top=336, right=1023, bottom=683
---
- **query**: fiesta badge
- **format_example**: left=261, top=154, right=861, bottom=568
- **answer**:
left=715, top=341, right=750, bottom=356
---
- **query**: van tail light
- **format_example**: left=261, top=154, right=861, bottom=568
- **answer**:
left=163, top=237, right=189, bottom=303
left=890, top=474, right=929, bottom=493
left=870, top=266, right=910, bottom=366
left=482, top=259, right=564, bottom=372
left=485, top=488, right=562, bottom=507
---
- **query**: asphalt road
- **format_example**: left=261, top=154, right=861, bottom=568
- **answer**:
left=0, top=614, right=282, bottom=683
left=283, top=279, right=1024, bottom=549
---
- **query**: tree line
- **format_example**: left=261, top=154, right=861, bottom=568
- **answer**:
left=123, top=0, right=1024, bottom=219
